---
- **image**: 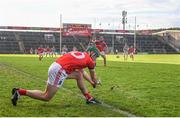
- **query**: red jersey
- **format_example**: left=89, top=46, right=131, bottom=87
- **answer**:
left=128, top=48, right=135, bottom=53
left=95, top=40, right=107, bottom=52
left=46, top=48, right=51, bottom=52
left=56, top=51, right=95, bottom=74
left=37, top=48, right=44, bottom=54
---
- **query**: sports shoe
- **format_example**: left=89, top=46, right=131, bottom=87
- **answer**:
left=86, top=98, right=101, bottom=104
left=11, top=88, right=20, bottom=106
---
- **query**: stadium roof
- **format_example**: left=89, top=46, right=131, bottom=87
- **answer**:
left=153, top=30, right=180, bottom=35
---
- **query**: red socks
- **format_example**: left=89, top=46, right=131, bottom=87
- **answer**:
left=18, top=89, right=27, bottom=95
left=84, top=92, right=93, bottom=100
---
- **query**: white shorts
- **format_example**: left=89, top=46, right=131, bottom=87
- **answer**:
left=61, top=51, right=67, bottom=55
left=129, top=52, right=134, bottom=55
left=123, top=51, right=128, bottom=55
left=47, top=62, right=68, bottom=88
left=38, top=52, right=44, bottom=56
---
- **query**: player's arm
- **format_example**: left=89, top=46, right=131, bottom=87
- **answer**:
left=79, top=69, right=95, bottom=86
left=89, top=69, right=101, bottom=87
left=89, top=69, right=97, bottom=88
left=87, top=58, right=101, bottom=87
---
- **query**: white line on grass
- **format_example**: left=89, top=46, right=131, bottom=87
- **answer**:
left=1, top=63, right=136, bottom=117
left=62, top=87, right=136, bottom=117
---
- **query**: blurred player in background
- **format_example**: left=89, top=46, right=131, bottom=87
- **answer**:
left=30, top=47, right=33, bottom=54
left=128, top=45, right=136, bottom=61
left=11, top=48, right=101, bottom=106
left=61, top=45, right=68, bottom=55
left=34, top=48, right=38, bottom=55
left=37, top=46, right=44, bottom=61
left=123, top=43, right=129, bottom=61
left=45, top=46, right=51, bottom=57
left=92, top=36, right=108, bottom=66
left=43, top=46, right=47, bottom=57
left=73, top=46, right=78, bottom=51
left=51, top=46, right=56, bottom=57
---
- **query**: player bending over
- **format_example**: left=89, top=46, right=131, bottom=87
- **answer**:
left=11, top=48, right=101, bottom=106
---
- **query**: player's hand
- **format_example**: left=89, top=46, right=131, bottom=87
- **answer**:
left=91, top=82, right=96, bottom=88
left=91, top=80, right=102, bottom=88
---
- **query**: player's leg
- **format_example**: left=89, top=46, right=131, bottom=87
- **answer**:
left=78, top=69, right=95, bottom=87
left=49, top=51, right=52, bottom=57
left=68, top=71, right=100, bottom=104
left=39, top=53, right=44, bottom=61
left=40, top=54, right=43, bottom=61
left=27, top=84, right=58, bottom=101
left=20, top=84, right=58, bottom=100
left=68, top=71, right=88, bottom=95
left=102, top=55, right=106, bottom=66
left=126, top=52, right=128, bottom=60
left=131, top=53, right=134, bottom=61
left=38, top=54, right=42, bottom=61
left=129, top=53, right=132, bottom=60
left=46, top=52, right=48, bottom=57
left=11, top=84, right=58, bottom=106
left=123, top=52, right=127, bottom=61
left=51, top=52, right=53, bottom=57
left=100, top=51, right=106, bottom=66
left=11, top=62, right=67, bottom=106
left=129, top=55, right=131, bottom=59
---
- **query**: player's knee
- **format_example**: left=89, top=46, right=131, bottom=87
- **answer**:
left=76, top=71, right=83, bottom=79
left=43, top=95, right=52, bottom=101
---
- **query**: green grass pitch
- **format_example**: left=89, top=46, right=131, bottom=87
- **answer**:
left=0, top=54, right=180, bottom=116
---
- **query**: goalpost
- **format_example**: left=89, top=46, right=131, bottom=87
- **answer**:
left=59, top=14, right=62, bottom=54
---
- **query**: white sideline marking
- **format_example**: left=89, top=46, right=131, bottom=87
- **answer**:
left=1, top=63, right=136, bottom=117
left=62, top=88, right=136, bottom=117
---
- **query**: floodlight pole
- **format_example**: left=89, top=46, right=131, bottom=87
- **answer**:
left=122, top=10, right=127, bottom=44
left=59, top=14, right=62, bottom=54
left=134, top=16, right=136, bottom=48
left=122, top=11, right=127, bottom=30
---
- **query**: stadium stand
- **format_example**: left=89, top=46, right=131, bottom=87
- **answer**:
left=97, top=33, right=178, bottom=54
left=0, top=29, right=179, bottom=54
left=153, top=30, right=180, bottom=53
left=0, top=31, right=21, bottom=54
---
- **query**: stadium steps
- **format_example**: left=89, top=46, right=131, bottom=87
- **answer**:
left=14, top=32, right=25, bottom=53
left=157, top=36, right=180, bottom=54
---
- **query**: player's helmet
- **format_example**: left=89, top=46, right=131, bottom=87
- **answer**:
left=86, top=46, right=100, bottom=57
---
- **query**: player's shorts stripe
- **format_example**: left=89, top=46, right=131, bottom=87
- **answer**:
left=54, top=68, right=63, bottom=86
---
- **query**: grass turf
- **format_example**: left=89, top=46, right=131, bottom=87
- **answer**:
left=0, top=54, right=180, bottom=116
